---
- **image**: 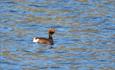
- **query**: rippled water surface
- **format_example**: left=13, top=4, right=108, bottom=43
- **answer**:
left=0, top=0, right=115, bottom=70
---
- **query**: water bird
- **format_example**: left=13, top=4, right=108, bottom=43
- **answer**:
left=33, top=28, right=55, bottom=47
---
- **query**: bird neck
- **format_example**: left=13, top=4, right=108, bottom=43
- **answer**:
left=49, top=34, right=53, bottom=40
left=49, top=34, right=54, bottom=45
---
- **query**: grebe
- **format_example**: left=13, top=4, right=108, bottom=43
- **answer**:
left=33, top=28, right=55, bottom=45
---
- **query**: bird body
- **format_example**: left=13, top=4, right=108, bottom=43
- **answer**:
left=33, top=28, right=55, bottom=45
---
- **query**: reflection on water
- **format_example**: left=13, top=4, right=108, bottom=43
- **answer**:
left=0, top=0, right=115, bottom=70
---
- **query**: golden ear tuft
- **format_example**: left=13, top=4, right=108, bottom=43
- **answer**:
left=48, top=28, right=55, bottom=34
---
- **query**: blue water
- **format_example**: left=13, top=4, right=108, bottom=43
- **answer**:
left=0, top=0, right=115, bottom=70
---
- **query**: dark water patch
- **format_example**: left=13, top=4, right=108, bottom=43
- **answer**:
left=0, top=61, right=18, bottom=65
left=15, top=39, right=26, bottom=42
left=0, top=27, right=13, bottom=32
left=54, top=51, right=67, bottom=54
left=103, top=27, right=115, bottom=31
left=37, top=50, right=51, bottom=53
left=61, top=6, right=77, bottom=10
left=39, top=67, right=48, bottom=69
left=71, top=39, right=80, bottom=41
left=16, top=23, right=46, bottom=30
left=104, top=22, right=115, bottom=26
left=22, top=49, right=33, bottom=53
left=56, top=39, right=71, bottom=44
left=0, top=56, right=6, bottom=60
left=29, top=4, right=47, bottom=8
left=48, top=25, right=63, bottom=28
left=58, top=62, right=79, bottom=65
left=0, top=33, right=9, bottom=39
left=1, top=1, right=16, bottom=4
left=9, top=10, right=17, bottom=13
left=50, top=66, right=61, bottom=69
left=97, top=59, right=110, bottom=63
left=80, top=17, right=106, bottom=24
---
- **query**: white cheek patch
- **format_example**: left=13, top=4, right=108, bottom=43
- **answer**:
left=33, top=38, right=39, bottom=43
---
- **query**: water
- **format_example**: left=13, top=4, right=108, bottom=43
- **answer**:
left=0, top=0, right=115, bottom=70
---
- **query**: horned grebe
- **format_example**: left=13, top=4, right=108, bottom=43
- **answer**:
left=33, top=28, right=55, bottom=45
